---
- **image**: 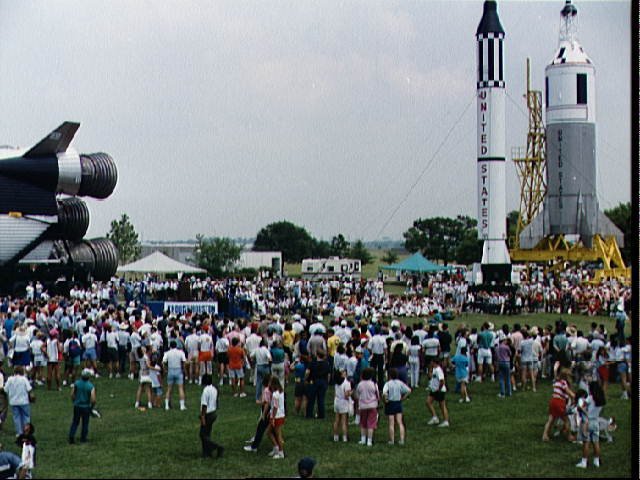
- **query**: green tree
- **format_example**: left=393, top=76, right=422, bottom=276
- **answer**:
left=106, top=213, right=141, bottom=265
left=253, top=220, right=315, bottom=263
left=194, top=235, right=242, bottom=277
left=312, top=239, right=332, bottom=258
left=403, top=215, right=479, bottom=265
left=381, top=250, right=399, bottom=265
left=506, top=210, right=520, bottom=248
left=455, top=230, right=483, bottom=266
left=604, top=202, right=631, bottom=263
left=330, top=234, right=350, bottom=257
left=349, top=239, right=373, bottom=265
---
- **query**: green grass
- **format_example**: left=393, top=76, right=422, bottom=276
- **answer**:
left=11, top=313, right=631, bottom=478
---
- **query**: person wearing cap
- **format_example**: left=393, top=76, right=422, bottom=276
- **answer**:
left=69, top=369, right=96, bottom=444
left=614, top=304, right=627, bottom=344
left=116, top=322, right=131, bottom=379
left=297, top=457, right=316, bottom=478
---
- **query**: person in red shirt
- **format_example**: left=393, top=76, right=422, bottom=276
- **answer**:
left=227, top=337, right=247, bottom=398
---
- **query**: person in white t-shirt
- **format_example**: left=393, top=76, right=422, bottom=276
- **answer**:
left=267, top=377, right=286, bottom=459
left=162, top=341, right=187, bottom=411
left=29, top=333, right=46, bottom=386
left=46, top=330, right=62, bottom=391
left=185, top=329, right=201, bottom=384
left=198, top=329, right=215, bottom=383
left=81, top=328, right=99, bottom=376
left=332, top=370, right=352, bottom=443
left=426, top=358, right=449, bottom=427
left=199, top=374, right=223, bottom=458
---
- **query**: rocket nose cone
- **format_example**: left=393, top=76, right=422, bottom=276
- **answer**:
left=476, top=1, right=505, bottom=36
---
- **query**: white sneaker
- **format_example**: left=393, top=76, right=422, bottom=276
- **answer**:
left=245, top=437, right=255, bottom=444
left=239, top=392, right=247, bottom=398
left=358, top=439, right=366, bottom=445
left=115, top=373, right=121, bottom=379
left=438, top=421, right=450, bottom=428
left=272, top=451, right=285, bottom=459
left=244, top=445, right=257, bottom=452
left=465, top=397, right=471, bottom=403
left=62, top=380, right=67, bottom=386
left=147, top=403, right=153, bottom=409
left=428, top=417, right=440, bottom=425
left=593, top=458, right=600, bottom=468
left=180, top=406, right=187, bottom=411
left=575, top=460, right=587, bottom=469
left=134, top=402, right=139, bottom=408
left=219, top=379, right=224, bottom=386
left=267, top=448, right=278, bottom=457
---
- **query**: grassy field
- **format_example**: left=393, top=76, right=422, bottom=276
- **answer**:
left=10, top=313, right=631, bottom=478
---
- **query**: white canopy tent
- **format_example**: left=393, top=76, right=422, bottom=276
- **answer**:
left=117, top=250, right=206, bottom=275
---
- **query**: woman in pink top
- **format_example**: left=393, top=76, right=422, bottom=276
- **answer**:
left=355, top=368, right=379, bottom=447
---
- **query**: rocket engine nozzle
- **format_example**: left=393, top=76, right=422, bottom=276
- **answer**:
left=55, top=197, right=90, bottom=241
left=67, top=238, right=119, bottom=281
left=77, top=153, right=118, bottom=199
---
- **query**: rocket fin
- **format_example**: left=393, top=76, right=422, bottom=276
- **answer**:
left=596, top=211, right=625, bottom=247
left=23, top=122, right=80, bottom=158
left=519, top=210, right=547, bottom=249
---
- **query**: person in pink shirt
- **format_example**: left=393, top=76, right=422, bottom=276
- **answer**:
left=355, top=368, right=379, bottom=447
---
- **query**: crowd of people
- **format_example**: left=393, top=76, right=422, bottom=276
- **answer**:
left=0, top=267, right=631, bottom=475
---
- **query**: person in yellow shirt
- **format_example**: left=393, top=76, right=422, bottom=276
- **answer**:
left=282, top=324, right=295, bottom=361
left=326, top=328, right=341, bottom=380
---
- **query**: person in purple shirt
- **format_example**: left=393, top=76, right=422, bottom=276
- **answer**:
left=496, top=338, right=512, bottom=398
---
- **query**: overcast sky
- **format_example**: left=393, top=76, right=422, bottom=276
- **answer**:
left=0, top=0, right=631, bottom=242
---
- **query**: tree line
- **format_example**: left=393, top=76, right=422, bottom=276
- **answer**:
left=106, top=201, right=632, bottom=276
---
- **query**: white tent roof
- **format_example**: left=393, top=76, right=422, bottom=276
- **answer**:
left=117, top=251, right=206, bottom=274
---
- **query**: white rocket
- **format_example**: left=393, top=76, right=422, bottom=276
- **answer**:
left=476, top=0, right=511, bottom=282
left=519, top=0, right=623, bottom=249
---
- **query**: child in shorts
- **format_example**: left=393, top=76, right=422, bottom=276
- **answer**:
left=148, top=357, right=163, bottom=409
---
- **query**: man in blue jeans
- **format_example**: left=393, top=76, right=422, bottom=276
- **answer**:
left=3, top=367, right=32, bottom=436
left=69, top=369, right=96, bottom=443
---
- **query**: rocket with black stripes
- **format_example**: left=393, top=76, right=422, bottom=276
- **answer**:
left=476, top=0, right=511, bottom=283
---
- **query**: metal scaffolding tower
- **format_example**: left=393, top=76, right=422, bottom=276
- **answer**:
left=510, top=58, right=546, bottom=250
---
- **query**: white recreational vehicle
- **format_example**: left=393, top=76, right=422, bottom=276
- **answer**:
left=301, top=257, right=361, bottom=280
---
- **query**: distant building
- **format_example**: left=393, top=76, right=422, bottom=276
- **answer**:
left=237, top=251, right=282, bottom=277
left=139, top=242, right=282, bottom=276
left=301, top=257, right=361, bottom=280
left=140, top=242, right=197, bottom=266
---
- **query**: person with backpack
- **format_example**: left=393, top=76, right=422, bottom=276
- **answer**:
left=64, top=332, right=83, bottom=387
